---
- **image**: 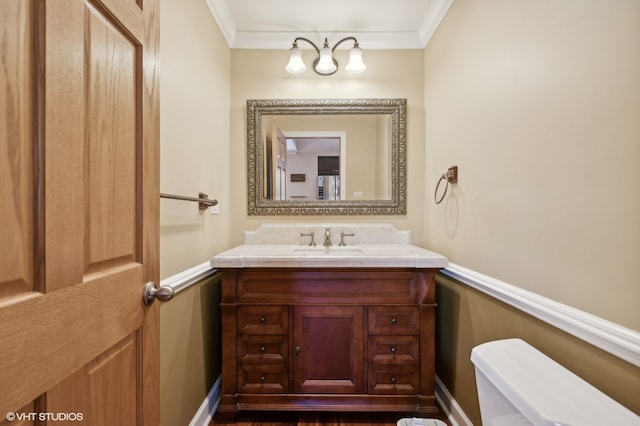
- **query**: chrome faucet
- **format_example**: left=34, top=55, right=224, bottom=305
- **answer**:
left=323, top=228, right=332, bottom=247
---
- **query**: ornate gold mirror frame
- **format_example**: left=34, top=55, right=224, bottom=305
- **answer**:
left=247, top=98, right=407, bottom=215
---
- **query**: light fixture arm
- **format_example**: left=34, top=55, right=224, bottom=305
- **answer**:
left=330, top=36, right=359, bottom=52
left=292, top=37, right=321, bottom=54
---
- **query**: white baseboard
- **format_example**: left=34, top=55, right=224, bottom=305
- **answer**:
left=435, top=375, right=473, bottom=426
left=189, top=376, right=222, bottom=426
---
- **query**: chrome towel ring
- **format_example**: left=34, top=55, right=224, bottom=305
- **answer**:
left=434, top=166, right=458, bottom=204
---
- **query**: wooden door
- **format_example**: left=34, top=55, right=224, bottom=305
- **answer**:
left=293, top=306, right=364, bottom=394
left=266, top=125, right=287, bottom=200
left=0, top=0, right=159, bottom=424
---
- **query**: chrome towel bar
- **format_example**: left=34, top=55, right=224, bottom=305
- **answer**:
left=160, top=192, right=218, bottom=211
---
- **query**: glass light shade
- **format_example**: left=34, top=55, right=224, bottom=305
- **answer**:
left=315, top=45, right=337, bottom=74
left=345, top=46, right=366, bottom=74
left=285, top=46, right=307, bottom=74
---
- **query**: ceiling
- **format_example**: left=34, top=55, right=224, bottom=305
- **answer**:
left=204, top=0, right=454, bottom=49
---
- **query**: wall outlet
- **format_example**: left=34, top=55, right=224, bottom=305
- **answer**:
left=209, top=205, right=220, bottom=215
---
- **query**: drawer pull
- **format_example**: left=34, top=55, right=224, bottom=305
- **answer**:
left=295, top=345, right=301, bottom=360
left=390, top=346, right=397, bottom=353
left=391, top=317, right=397, bottom=324
left=260, top=376, right=265, bottom=382
left=391, top=377, right=397, bottom=384
left=260, top=316, right=266, bottom=323
left=260, top=346, right=266, bottom=353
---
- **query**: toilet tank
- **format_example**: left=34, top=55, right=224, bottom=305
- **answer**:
left=470, top=338, right=640, bottom=426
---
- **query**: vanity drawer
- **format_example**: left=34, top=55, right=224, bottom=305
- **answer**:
left=238, top=364, right=289, bottom=394
left=238, top=305, right=288, bottom=335
left=368, top=335, right=419, bottom=365
left=368, top=306, right=419, bottom=335
left=239, top=335, right=288, bottom=363
left=368, top=365, right=419, bottom=395
left=237, top=269, right=421, bottom=305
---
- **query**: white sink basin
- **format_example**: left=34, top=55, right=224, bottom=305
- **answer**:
left=292, top=246, right=365, bottom=255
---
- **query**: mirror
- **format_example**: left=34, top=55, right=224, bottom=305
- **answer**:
left=247, top=98, right=407, bottom=215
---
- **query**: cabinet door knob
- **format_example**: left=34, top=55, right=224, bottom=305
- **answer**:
left=391, top=377, right=397, bottom=384
left=260, top=316, right=266, bottom=323
left=391, top=317, right=397, bottom=324
left=295, top=345, right=301, bottom=360
left=260, top=346, right=266, bottom=352
left=390, top=346, right=397, bottom=353
left=260, top=376, right=265, bottom=382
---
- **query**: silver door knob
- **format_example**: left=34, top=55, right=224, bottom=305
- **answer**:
left=143, top=282, right=175, bottom=305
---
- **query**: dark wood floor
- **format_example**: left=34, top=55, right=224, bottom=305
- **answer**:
left=210, top=411, right=451, bottom=425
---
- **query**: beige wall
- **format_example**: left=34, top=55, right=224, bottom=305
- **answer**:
left=229, top=49, right=426, bottom=246
left=160, top=0, right=231, bottom=279
left=425, top=0, right=640, bottom=421
left=159, top=0, right=230, bottom=425
left=159, top=274, right=221, bottom=426
left=424, top=0, right=640, bottom=329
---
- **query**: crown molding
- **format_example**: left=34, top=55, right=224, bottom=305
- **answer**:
left=203, top=0, right=237, bottom=46
left=231, top=31, right=424, bottom=50
left=204, top=0, right=454, bottom=50
left=419, top=0, right=454, bottom=46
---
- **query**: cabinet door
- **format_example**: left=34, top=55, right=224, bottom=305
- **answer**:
left=293, top=306, right=363, bottom=393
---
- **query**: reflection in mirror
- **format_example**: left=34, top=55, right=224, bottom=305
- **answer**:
left=264, top=114, right=391, bottom=201
left=247, top=99, right=406, bottom=215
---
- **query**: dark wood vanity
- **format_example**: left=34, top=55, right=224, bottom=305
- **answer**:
left=217, top=266, right=441, bottom=420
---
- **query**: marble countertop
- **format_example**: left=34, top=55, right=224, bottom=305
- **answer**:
left=210, top=243, right=448, bottom=268
left=211, top=223, right=448, bottom=268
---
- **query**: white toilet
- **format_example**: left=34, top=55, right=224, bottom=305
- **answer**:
left=470, top=338, right=640, bottom=426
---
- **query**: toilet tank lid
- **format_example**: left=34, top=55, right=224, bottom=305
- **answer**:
left=470, top=338, right=640, bottom=426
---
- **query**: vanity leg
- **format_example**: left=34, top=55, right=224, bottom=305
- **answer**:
left=214, top=395, right=239, bottom=423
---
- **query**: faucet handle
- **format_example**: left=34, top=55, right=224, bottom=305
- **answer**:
left=300, top=232, right=316, bottom=246
left=338, top=232, right=355, bottom=246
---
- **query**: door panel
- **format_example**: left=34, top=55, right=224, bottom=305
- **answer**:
left=84, top=0, right=139, bottom=274
left=0, top=0, right=34, bottom=300
left=47, top=334, right=138, bottom=426
left=0, top=0, right=159, bottom=423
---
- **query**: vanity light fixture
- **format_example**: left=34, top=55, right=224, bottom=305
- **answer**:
left=285, top=37, right=367, bottom=76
